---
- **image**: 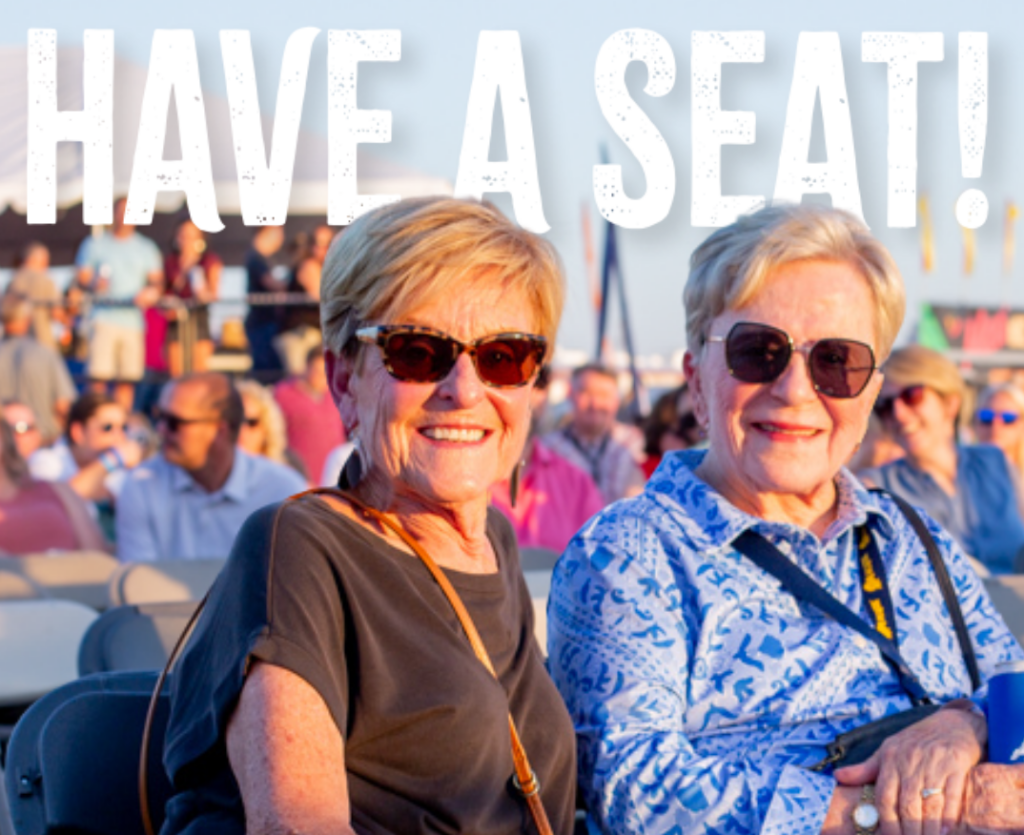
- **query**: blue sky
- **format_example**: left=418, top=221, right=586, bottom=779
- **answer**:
left=3, top=0, right=1023, bottom=360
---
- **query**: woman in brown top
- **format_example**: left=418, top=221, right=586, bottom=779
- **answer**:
left=162, top=198, right=577, bottom=835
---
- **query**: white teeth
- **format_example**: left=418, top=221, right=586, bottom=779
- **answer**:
left=422, top=427, right=486, bottom=442
left=760, top=423, right=816, bottom=436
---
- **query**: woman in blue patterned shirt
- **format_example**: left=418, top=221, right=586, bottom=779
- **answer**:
left=548, top=204, right=1023, bottom=835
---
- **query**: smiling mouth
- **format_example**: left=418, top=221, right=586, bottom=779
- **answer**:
left=420, top=427, right=487, bottom=443
left=753, top=422, right=819, bottom=438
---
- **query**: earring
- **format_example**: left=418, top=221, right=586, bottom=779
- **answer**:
left=338, top=439, right=365, bottom=491
left=509, top=459, right=525, bottom=508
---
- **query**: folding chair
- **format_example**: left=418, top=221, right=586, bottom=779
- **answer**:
left=78, top=602, right=199, bottom=676
left=9, top=553, right=118, bottom=611
left=0, top=601, right=98, bottom=708
left=0, top=572, right=42, bottom=602
left=107, top=558, right=226, bottom=607
left=4, top=672, right=172, bottom=835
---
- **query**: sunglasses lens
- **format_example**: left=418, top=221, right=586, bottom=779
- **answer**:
left=809, top=339, right=876, bottom=398
left=474, top=337, right=543, bottom=387
left=383, top=332, right=456, bottom=383
left=725, top=323, right=792, bottom=384
left=1005, top=412, right=1020, bottom=425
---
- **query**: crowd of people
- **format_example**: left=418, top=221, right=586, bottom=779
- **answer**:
left=1, top=197, right=1024, bottom=834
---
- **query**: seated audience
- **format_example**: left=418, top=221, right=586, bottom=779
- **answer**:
left=0, top=293, right=76, bottom=444
left=543, top=363, right=645, bottom=503
left=0, top=418, right=106, bottom=555
left=641, top=382, right=703, bottom=477
left=273, top=346, right=345, bottom=482
left=491, top=367, right=604, bottom=552
left=548, top=204, right=1022, bottom=835
left=862, top=346, right=1024, bottom=575
left=974, top=381, right=1024, bottom=482
left=28, top=391, right=142, bottom=504
left=116, top=373, right=307, bottom=561
left=2, top=401, right=44, bottom=460
left=235, top=379, right=307, bottom=480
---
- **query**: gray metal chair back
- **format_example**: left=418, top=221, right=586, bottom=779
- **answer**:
left=9, top=552, right=118, bottom=610
left=78, top=601, right=199, bottom=676
left=107, top=558, right=226, bottom=607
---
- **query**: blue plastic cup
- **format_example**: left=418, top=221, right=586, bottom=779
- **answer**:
left=988, top=660, right=1024, bottom=764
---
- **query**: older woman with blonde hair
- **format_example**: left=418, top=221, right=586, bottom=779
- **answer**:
left=548, top=204, right=1022, bottom=835
left=161, top=198, right=577, bottom=835
left=234, top=379, right=289, bottom=464
left=863, top=345, right=1024, bottom=575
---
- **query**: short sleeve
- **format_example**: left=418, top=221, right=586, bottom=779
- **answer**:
left=74, top=237, right=94, bottom=269
left=163, top=501, right=352, bottom=782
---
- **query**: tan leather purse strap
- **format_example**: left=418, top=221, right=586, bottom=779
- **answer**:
left=326, top=488, right=555, bottom=835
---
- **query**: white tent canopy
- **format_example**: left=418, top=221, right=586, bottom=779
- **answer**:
left=0, top=46, right=451, bottom=215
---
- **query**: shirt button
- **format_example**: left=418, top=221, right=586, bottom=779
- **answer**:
left=853, top=635, right=869, bottom=649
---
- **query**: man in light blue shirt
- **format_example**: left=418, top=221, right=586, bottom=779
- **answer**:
left=75, top=197, right=163, bottom=412
left=116, top=373, right=307, bottom=561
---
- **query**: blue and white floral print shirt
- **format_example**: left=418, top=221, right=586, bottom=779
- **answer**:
left=547, top=450, right=1023, bottom=835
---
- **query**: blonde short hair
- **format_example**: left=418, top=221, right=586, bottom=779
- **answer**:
left=320, top=197, right=565, bottom=357
left=979, top=382, right=1024, bottom=415
left=235, top=380, right=288, bottom=463
left=882, top=345, right=965, bottom=400
left=684, top=204, right=906, bottom=360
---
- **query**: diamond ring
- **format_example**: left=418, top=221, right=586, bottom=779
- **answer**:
left=921, top=787, right=944, bottom=799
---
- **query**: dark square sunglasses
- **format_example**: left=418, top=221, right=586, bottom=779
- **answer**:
left=155, top=410, right=219, bottom=433
left=705, top=321, right=877, bottom=399
left=977, top=408, right=1020, bottom=426
left=355, top=325, right=547, bottom=389
left=873, top=384, right=926, bottom=420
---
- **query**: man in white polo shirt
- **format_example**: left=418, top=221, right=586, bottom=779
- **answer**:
left=115, top=372, right=307, bottom=561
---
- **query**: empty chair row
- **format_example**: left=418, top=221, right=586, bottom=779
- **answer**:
left=0, top=554, right=226, bottom=609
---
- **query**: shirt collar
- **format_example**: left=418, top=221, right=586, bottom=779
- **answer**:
left=645, top=449, right=898, bottom=554
left=168, top=450, right=249, bottom=501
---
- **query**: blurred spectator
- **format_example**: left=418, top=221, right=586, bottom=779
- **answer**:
left=3, top=241, right=62, bottom=350
left=164, top=218, right=223, bottom=376
left=0, top=293, right=76, bottom=444
left=641, top=383, right=703, bottom=477
left=848, top=413, right=904, bottom=474
left=28, top=391, right=142, bottom=505
left=1, top=401, right=44, bottom=460
left=244, top=225, right=287, bottom=375
left=975, top=382, right=1024, bottom=478
left=75, top=197, right=163, bottom=412
left=235, top=379, right=293, bottom=466
left=491, top=367, right=604, bottom=552
left=543, top=364, right=645, bottom=503
left=126, top=411, right=161, bottom=461
left=275, top=225, right=331, bottom=375
left=0, top=418, right=107, bottom=555
left=273, top=346, right=344, bottom=482
left=862, top=345, right=1024, bottom=574
left=116, top=373, right=307, bottom=561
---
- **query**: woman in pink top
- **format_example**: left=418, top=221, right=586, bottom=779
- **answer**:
left=0, top=419, right=107, bottom=555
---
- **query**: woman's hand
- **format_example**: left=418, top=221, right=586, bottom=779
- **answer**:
left=834, top=706, right=986, bottom=835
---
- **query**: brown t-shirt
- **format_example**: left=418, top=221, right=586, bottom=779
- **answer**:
left=162, top=496, right=577, bottom=835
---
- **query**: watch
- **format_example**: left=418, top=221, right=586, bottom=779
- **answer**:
left=852, top=784, right=880, bottom=834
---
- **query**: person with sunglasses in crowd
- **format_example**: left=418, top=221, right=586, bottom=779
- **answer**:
left=160, top=198, right=576, bottom=835
left=115, top=373, right=306, bottom=562
left=974, top=382, right=1024, bottom=514
left=548, top=204, right=1022, bottom=835
left=861, top=346, right=1024, bottom=576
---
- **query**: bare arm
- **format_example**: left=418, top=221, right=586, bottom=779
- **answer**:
left=227, top=662, right=356, bottom=835
left=295, top=258, right=321, bottom=299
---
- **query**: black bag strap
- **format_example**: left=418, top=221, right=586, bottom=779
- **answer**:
left=732, top=529, right=932, bottom=704
left=871, top=489, right=982, bottom=693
